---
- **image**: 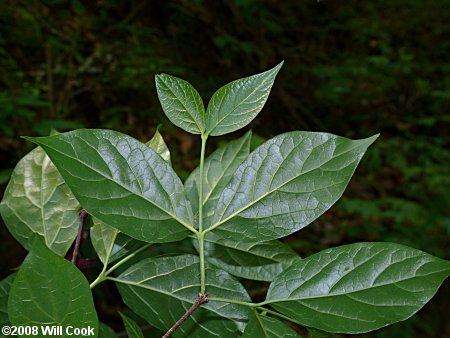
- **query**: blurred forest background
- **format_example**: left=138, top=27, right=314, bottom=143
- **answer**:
left=1, top=0, right=449, bottom=337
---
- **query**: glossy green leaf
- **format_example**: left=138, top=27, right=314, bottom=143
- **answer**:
left=113, top=255, right=252, bottom=337
left=203, top=233, right=300, bottom=281
left=98, top=323, right=117, bottom=338
left=8, top=238, right=98, bottom=335
left=265, top=242, right=450, bottom=333
left=155, top=74, right=205, bottom=134
left=185, top=131, right=251, bottom=216
left=0, top=274, right=15, bottom=329
left=210, top=132, right=379, bottom=242
left=119, top=312, right=144, bottom=338
left=145, top=128, right=171, bottom=164
left=243, top=310, right=302, bottom=338
left=0, top=146, right=81, bottom=255
left=205, top=62, right=283, bottom=136
left=24, top=129, right=195, bottom=243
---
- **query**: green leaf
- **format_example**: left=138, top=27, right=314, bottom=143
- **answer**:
left=0, top=146, right=81, bottom=255
left=243, top=310, right=302, bottom=337
left=185, top=131, right=251, bottom=216
left=24, top=129, right=195, bottom=243
left=145, top=127, right=171, bottom=164
left=114, top=255, right=252, bottom=337
left=8, top=238, right=98, bottom=335
left=90, top=218, right=146, bottom=265
left=0, top=274, right=15, bottom=328
left=265, top=242, right=450, bottom=333
left=205, top=62, right=283, bottom=136
left=98, top=323, right=117, bottom=338
left=155, top=74, right=205, bottom=134
left=90, top=217, right=119, bottom=265
left=119, top=312, right=144, bottom=338
left=203, top=233, right=300, bottom=281
left=209, top=132, right=379, bottom=242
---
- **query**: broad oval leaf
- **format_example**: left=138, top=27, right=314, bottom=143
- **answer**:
left=155, top=74, right=205, bottom=134
left=113, top=255, right=252, bottom=338
left=119, top=312, right=144, bottom=338
left=24, top=129, right=194, bottom=243
left=205, top=62, right=283, bottom=136
left=145, top=128, right=171, bottom=164
left=243, top=310, right=302, bottom=338
left=0, top=145, right=81, bottom=255
left=210, top=132, right=379, bottom=242
left=8, top=238, right=98, bottom=335
left=203, top=233, right=300, bottom=281
left=265, top=242, right=450, bottom=333
left=185, top=131, right=252, bottom=216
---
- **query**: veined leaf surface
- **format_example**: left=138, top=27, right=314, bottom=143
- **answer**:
left=265, top=242, right=450, bottom=333
left=210, top=132, right=378, bottom=242
left=203, top=233, right=300, bottom=281
left=155, top=74, right=205, bottom=134
left=99, top=323, right=117, bottom=338
left=8, top=239, right=98, bottom=335
left=206, top=62, right=283, bottom=136
left=243, top=310, right=302, bottom=337
left=0, top=146, right=81, bottom=255
left=24, top=129, right=194, bottom=243
left=185, top=131, right=251, bottom=216
left=114, top=255, right=252, bottom=337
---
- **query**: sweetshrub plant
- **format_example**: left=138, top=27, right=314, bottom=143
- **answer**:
left=1, top=62, right=450, bottom=338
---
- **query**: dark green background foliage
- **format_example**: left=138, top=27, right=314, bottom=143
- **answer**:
left=1, top=1, right=449, bottom=336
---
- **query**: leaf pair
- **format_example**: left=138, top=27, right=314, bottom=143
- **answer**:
left=156, top=62, right=283, bottom=136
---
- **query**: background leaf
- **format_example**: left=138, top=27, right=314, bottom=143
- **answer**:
left=155, top=74, right=205, bottom=134
left=25, top=129, right=194, bottom=243
left=98, top=323, right=117, bottom=338
left=0, top=146, right=81, bottom=255
left=265, top=242, right=450, bottom=333
left=0, top=274, right=15, bottom=329
left=205, top=62, right=283, bottom=136
left=8, top=239, right=98, bottom=335
left=185, top=131, right=251, bottom=217
left=202, top=233, right=300, bottom=281
left=119, top=312, right=144, bottom=338
left=243, top=310, right=302, bottom=337
left=145, top=128, right=171, bottom=164
left=114, top=255, right=252, bottom=337
left=210, top=132, right=378, bottom=242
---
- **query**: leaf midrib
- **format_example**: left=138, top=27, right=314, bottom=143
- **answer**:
left=265, top=267, right=450, bottom=304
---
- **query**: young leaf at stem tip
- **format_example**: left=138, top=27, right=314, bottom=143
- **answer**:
left=155, top=73, right=206, bottom=134
left=205, top=62, right=283, bottom=136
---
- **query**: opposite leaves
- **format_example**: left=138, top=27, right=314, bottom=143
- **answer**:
left=265, top=242, right=450, bottom=333
left=209, top=132, right=379, bottom=242
left=25, top=129, right=194, bottom=244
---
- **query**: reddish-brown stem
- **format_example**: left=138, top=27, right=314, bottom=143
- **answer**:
left=71, top=210, right=88, bottom=265
left=162, top=293, right=209, bottom=338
